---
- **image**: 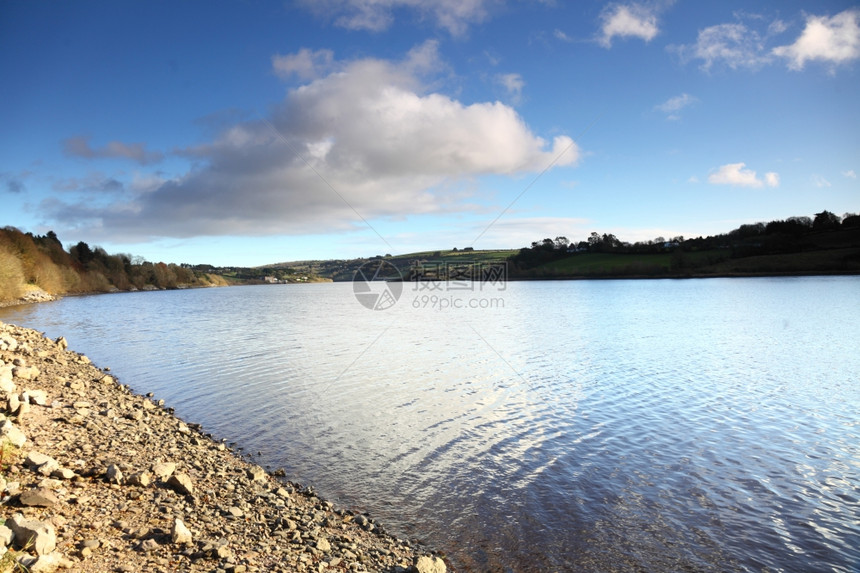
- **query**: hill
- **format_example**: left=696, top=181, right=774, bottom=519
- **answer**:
left=0, top=227, right=229, bottom=304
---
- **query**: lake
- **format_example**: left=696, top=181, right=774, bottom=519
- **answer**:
left=2, top=277, right=859, bottom=572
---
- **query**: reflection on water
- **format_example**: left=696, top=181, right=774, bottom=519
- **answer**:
left=2, top=277, right=859, bottom=572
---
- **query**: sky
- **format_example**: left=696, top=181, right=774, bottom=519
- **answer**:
left=1, top=0, right=858, bottom=266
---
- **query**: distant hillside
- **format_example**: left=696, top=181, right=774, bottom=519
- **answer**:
left=509, top=210, right=860, bottom=279
left=257, top=248, right=515, bottom=282
left=0, top=227, right=229, bottom=304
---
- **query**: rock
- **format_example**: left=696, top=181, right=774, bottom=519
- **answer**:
left=7, top=391, right=20, bottom=414
left=246, top=465, right=266, bottom=482
left=317, top=538, right=332, bottom=552
left=15, top=401, right=30, bottom=420
left=227, top=506, right=244, bottom=518
left=151, top=462, right=176, bottom=479
left=19, top=487, right=59, bottom=507
left=37, top=478, right=62, bottom=490
left=18, top=551, right=63, bottom=573
left=171, top=518, right=193, bottom=545
left=23, top=451, right=59, bottom=475
left=0, top=367, right=15, bottom=393
left=50, top=467, right=76, bottom=480
left=166, top=472, right=194, bottom=495
left=12, top=366, right=40, bottom=381
left=1, top=420, right=27, bottom=447
left=22, top=389, right=48, bottom=406
left=126, top=471, right=151, bottom=487
left=7, top=513, right=57, bottom=556
left=55, top=337, right=68, bottom=350
left=414, top=555, right=447, bottom=573
left=0, top=336, right=18, bottom=352
left=0, top=524, right=12, bottom=546
left=138, top=538, right=159, bottom=552
left=105, top=464, right=123, bottom=484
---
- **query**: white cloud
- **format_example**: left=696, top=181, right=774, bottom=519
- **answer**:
left=708, top=163, right=778, bottom=188
left=496, top=73, right=525, bottom=104
left=655, top=93, right=697, bottom=119
left=764, top=172, right=779, bottom=187
left=554, top=29, right=573, bottom=43
left=811, top=174, right=831, bottom=188
left=296, top=0, right=491, bottom=35
left=843, top=169, right=857, bottom=178
left=675, top=23, right=770, bottom=70
left=45, top=45, right=579, bottom=241
left=272, top=48, right=334, bottom=80
left=773, top=9, right=860, bottom=70
left=599, top=3, right=660, bottom=48
left=687, top=175, right=699, bottom=184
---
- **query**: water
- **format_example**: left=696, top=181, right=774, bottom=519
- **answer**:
left=2, top=277, right=859, bottom=572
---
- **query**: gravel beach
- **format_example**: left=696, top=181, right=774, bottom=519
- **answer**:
left=0, top=320, right=448, bottom=573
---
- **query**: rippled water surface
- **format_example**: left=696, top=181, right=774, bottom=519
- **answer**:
left=2, top=277, right=859, bottom=572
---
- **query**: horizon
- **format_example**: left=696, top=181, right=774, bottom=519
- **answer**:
left=2, top=1, right=858, bottom=267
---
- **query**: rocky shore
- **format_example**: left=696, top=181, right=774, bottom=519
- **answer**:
left=0, top=321, right=448, bottom=573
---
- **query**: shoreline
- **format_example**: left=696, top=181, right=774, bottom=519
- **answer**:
left=0, top=321, right=449, bottom=572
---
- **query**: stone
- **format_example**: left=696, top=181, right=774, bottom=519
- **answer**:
left=126, top=471, right=151, bottom=487
left=0, top=336, right=18, bottom=352
left=151, top=462, right=176, bottom=479
left=171, top=518, right=193, bottom=545
left=24, top=451, right=59, bottom=475
left=105, top=464, right=123, bottom=484
left=7, top=392, right=20, bottom=414
left=316, top=538, right=332, bottom=552
left=0, top=367, right=15, bottom=393
left=50, top=467, right=76, bottom=480
left=414, top=555, right=446, bottom=573
left=0, top=524, right=12, bottom=546
left=167, top=472, right=194, bottom=495
left=246, top=465, right=266, bottom=482
left=12, top=366, right=39, bottom=381
left=22, top=389, right=48, bottom=406
left=19, top=487, right=59, bottom=507
left=1, top=420, right=26, bottom=447
left=138, top=538, right=159, bottom=552
left=20, top=551, right=63, bottom=572
left=227, top=506, right=244, bottom=518
left=37, top=478, right=62, bottom=490
left=7, top=513, right=57, bottom=556
left=55, top=337, right=68, bottom=350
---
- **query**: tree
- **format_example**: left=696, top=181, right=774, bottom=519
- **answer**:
left=813, top=210, right=841, bottom=231
left=554, top=236, right=569, bottom=250
left=842, top=213, right=860, bottom=228
left=70, top=241, right=94, bottom=267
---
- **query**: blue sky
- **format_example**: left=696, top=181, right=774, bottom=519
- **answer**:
left=1, top=1, right=858, bottom=266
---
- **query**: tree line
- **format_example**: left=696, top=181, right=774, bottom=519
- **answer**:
left=510, top=210, right=860, bottom=271
left=0, top=227, right=227, bottom=302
